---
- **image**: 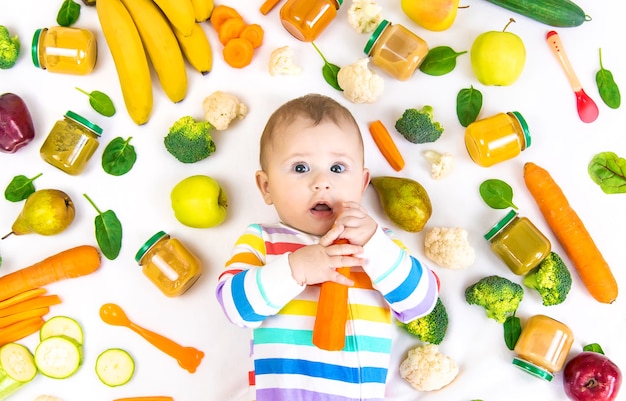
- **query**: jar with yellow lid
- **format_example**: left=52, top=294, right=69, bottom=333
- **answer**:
left=364, top=19, right=429, bottom=81
left=40, top=111, right=102, bottom=175
left=465, top=111, right=530, bottom=167
left=279, top=0, right=342, bottom=42
left=484, top=209, right=551, bottom=275
left=135, top=231, right=202, bottom=297
left=513, top=314, right=574, bottom=381
left=31, top=26, right=97, bottom=75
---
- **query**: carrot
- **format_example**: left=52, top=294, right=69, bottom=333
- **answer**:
left=523, top=162, right=618, bottom=304
left=0, top=316, right=45, bottom=346
left=210, top=4, right=242, bottom=32
left=239, top=23, right=264, bottom=49
left=312, top=239, right=351, bottom=351
left=259, top=0, right=282, bottom=15
left=217, top=17, right=246, bottom=46
left=0, top=295, right=61, bottom=318
left=114, top=398, right=174, bottom=401
left=0, top=245, right=101, bottom=302
left=0, top=307, right=49, bottom=329
left=369, top=120, right=405, bottom=172
left=0, top=287, right=47, bottom=311
left=222, top=37, right=254, bottom=68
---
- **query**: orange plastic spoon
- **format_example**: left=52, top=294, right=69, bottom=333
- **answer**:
left=99, top=303, right=204, bottom=373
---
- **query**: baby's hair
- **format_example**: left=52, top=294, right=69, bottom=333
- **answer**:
left=259, top=93, right=362, bottom=169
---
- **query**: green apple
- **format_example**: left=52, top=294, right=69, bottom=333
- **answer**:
left=170, top=175, right=228, bottom=228
left=470, top=19, right=526, bottom=86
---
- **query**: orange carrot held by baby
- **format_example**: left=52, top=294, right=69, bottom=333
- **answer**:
left=523, top=162, right=618, bottom=304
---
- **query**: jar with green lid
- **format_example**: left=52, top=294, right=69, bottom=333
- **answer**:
left=31, top=26, right=97, bottom=75
left=465, top=111, right=530, bottom=167
left=280, top=0, right=342, bottom=42
left=484, top=209, right=551, bottom=275
left=40, top=111, right=103, bottom=175
left=364, top=19, right=429, bottom=81
left=135, top=231, right=202, bottom=297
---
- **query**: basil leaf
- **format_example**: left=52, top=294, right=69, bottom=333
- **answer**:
left=312, top=42, right=342, bottom=91
left=583, top=343, right=605, bottom=355
left=456, top=86, right=483, bottom=127
left=503, top=315, right=521, bottom=350
left=102, top=137, right=137, bottom=176
left=4, top=173, right=43, bottom=202
left=83, top=193, right=123, bottom=260
left=479, top=179, right=518, bottom=209
left=57, top=0, right=81, bottom=27
left=596, top=48, right=621, bottom=109
left=419, top=46, right=467, bottom=76
left=76, top=87, right=116, bottom=117
left=588, top=151, right=626, bottom=194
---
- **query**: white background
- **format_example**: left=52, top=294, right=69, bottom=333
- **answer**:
left=1, top=1, right=625, bottom=400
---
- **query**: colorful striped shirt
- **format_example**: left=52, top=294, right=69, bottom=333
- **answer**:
left=216, top=223, right=439, bottom=401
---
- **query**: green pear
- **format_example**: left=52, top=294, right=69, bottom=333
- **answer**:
left=2, top=189, right=75, bottom=239
left=371, top=176, right=432, bottom=232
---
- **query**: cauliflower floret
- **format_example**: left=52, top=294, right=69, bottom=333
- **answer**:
left=424, top=227, right=475, bottom=269
left=268, top=46, right=301, bottom=76
left=202, top=91, right=248, bottom=131
left=423, top=150, right=454, bottom=179
left=337, top=58, right=384, bottom=104
left=400, top=344, right=459, bottom=392
left=347, top=0, right=383, bottom=34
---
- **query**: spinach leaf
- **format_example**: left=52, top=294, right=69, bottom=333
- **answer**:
left=76, top=87, right=116, bottom=117
left=503, top=315, right=521, bottom=350
left=57, top=0, right=81, bottom=27
left=83, top=193, right=123, bottom=260
left=419, top=46, right=467, bottom=76
left=596, top=48, right=621, bottom=109
left=583, top=343, right=605, bottom=354
left=456, top=86, right=483, bottom=127
left=102, top=137, right=137, bottom=176
left=479, top=179, right=518, bottom=209
left=4, top=173, right=43, bottom=202
left=312, top=42, right=342, bottom=91
left=588, top=151, right=626, bottom=194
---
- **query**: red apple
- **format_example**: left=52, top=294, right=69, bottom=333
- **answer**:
left=0, top=92, right=35, bottom=153
left=563, top=351, right=622, bottom=401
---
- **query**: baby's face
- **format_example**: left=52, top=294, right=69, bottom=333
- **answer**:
left=256, top=118, right=370, bottom=236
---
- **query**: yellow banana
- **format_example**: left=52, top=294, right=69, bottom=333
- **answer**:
left=96, top=0, right=153, bottom=125
left=190, top=0, right=214, bottom=22
left=172, top=22, right=213, bottom=75
left=120, top=0, right=188, bottom=103
left=152, top=0, right=196, bottom=36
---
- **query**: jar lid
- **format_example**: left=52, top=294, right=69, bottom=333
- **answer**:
left=135, top=231, right=169, bottom=263
left=31, top=28, right=44, bottom=69
left=510, top=111, right=531, bottom=149
left=512, top=357, right=554, bottom=381
left=364, top=19, right=390, bottom=55
left=484, top=209, right=518, bottom=240
left=64, top=110, right=103, bottom=136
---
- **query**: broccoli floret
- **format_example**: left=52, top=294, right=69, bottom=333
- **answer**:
left=395, top=105, right=444, bottom=144
left=465, top=275, right=523, bottom=323
left=523, top=252, right=572, bottom=306
left=0, top=25, right=20, bottom=69
left=399, top=297, right=448, bottom=344
left=164, top=116, right=215, bottom=163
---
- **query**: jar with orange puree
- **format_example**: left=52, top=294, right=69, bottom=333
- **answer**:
left=279, top=0, right=342, bottom=42
left=31, top=26, right=97, bottom=75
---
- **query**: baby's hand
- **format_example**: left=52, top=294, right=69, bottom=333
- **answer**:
left=332, top=201, right=377, bottom=246
left=289, top=239, right=362, bottom=286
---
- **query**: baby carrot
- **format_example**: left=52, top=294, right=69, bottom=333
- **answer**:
left=369, top=120, right=405, bottom=172
left=222, top=37, right=254, bottom=68
left=0, top=307, right=49, bottom=329
left=523, top=162, right=618, bottom=304
left=0, top=316, right=45, bottom=346
left=0, top=288, right=47, bottom=311
left=0, top=294, right=61, bottom=318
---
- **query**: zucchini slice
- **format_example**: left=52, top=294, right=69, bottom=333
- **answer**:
left=39, top=316, right=84, bottom=345
left=95, top=348, right=134, bottom=387
left=34, top=336, right=82, bottom=379
left=0, top=343, right=37, bottom=382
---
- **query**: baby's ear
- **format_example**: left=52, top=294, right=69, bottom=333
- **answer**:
left=255, top=170, right=273, bottom=205
left=361, top=168, right=371, bottom=194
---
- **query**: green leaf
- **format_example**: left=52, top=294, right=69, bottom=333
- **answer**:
left=312, top=42, right=342, bottom=91
left=419, top=46, right=467, bottom=76
left=83, top=193, right=123, bottom=260
left=583, top=343, right=605, bottom=354
left=479, top=179, right=518, bottom=209
left=456, top=86, right=483, bottom=127
left=102, top=137, right=137, bottom=176
left=4, top=173, right=43, bottom=202
left=503, top=315, right=521, bottom=350
left=588, top=151, right=626, bottom=194
left=76, top=87, right=116, bottom=117
left=57, top=0, right=81, bottom=27
left=596, top=49, right=621, bottom=109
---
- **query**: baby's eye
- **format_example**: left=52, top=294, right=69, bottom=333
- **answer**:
left=330, top=164, right=346, bottom=173
left=294, top=163, right=309, bottom=173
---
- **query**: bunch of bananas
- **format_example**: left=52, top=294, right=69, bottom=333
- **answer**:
left=95, top=0, right=214, bottom=125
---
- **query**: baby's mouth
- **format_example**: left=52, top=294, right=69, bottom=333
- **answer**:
left=311, top=202, right=332, bottom=213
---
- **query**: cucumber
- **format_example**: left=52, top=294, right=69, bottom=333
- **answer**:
left=0, top=343, right=37, bottom=400
left=40, top=316, right=84, bottom=345
left=95, top=348, right=134, bottom=387
left=484, top=0, right=591, bottom=27
left=34, top=336, right=82, bottom=379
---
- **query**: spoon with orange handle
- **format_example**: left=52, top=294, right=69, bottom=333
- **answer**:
left=100, top=303, right=204, bottom=373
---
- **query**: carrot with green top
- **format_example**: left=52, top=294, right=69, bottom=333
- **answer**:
left=369, top=120, right=405, bottom=172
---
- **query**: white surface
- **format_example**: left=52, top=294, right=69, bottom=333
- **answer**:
left=1, top=1, right=625, bottom=400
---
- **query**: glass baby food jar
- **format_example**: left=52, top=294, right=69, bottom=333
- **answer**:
left=465, top=111, right=530, bottom=167
left=31, top=26, right=97, bottom=75
left=484, top=209, right=551, bottom=275
left=135, top=231, right=202, bottom=297
left=513, top=314, right=574, bottom=381
left=364, top=19, right=429, bottom=81
left=40, top=111, right=102, bottom=175
left=279, top=0, right=342, bottom=42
